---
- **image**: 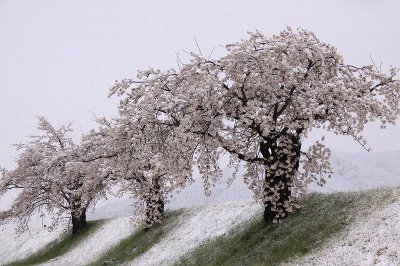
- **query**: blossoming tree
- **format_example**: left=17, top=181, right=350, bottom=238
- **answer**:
left=82, top=116, right=195, bottom=227
left=0, top=117, right=109, bottom=233
left=112, top=28, right=400, bottom=223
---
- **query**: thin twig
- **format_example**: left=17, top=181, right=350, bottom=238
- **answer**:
left=194, top=36, right=203, bottom=56
left=175, top=52, right=183, bottom=70
left=208, top=46, right=215, bottom=60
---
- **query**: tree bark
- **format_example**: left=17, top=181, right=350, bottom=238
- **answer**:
left=263, top=175, right=292, bottom=223
left=145, top=196, right=164, bottom=227
left=260, top=133, right=301, bottom=223
left=144, top=177, right=165, bottom=228
left=71, top=208, right=87, bottom=234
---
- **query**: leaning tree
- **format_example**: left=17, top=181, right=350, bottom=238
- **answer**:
left=0, top=117, right=109, bottom=233
left=112, top=28, right=400, bottom=223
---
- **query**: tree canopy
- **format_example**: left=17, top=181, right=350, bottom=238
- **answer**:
left=111, top=28, right=400, bottom=222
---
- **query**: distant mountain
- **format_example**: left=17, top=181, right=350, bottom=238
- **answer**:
left=310, top=150, right=400, bottom=192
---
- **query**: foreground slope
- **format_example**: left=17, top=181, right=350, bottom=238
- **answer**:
left=176, top=188, right=400, bottom=266
left=284, top=189, right=400, bottom=265
left=128, top=202, right=261, bottom=266
left=2, top=187, right=399, bottom=266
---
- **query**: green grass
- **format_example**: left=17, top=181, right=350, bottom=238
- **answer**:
left=89, top=210, right=184, bottom=266
left=7, top=221, right=103, bottom=266
left=175, top=189, right=394, bottom=266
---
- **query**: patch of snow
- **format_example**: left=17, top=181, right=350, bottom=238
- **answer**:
left=0, top=227, right=64, bottom=265
left=129, top=201, right=262, bottom=266
left=283, top=188, right=400, bottom=266
left=40, top=217, right=139, bottom=266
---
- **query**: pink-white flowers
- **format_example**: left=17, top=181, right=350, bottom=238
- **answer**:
left=111, top=27, right=399, bottom=222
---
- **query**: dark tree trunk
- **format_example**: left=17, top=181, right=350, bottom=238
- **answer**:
left=71, top=208, right=87, bottom=234
left=145, top=177, right=165, bottom=228
left=260, top=132, right=301, bottom=223
left=145, top=196, right=165, bottom=227
left=263, top=175, right=292, bottom=223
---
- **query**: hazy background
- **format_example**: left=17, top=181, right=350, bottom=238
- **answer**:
left=1, top=0, right=400, bottom=169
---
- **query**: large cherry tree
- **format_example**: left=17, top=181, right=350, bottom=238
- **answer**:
left=112, top=28, right=400, bottom=223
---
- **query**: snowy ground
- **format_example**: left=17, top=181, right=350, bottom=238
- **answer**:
left=1, top=188, right=399, bottom=266
left=41, top=217, right=139, bottom=266
left=0, top=217, right=139, bottom=266
left=0, top=227, right=64, bottom=265
left=0, top=202, right=261, bottom=266
left=129, top=201, right=262, bottom=266
left=283, top=188, right=400, bottom=266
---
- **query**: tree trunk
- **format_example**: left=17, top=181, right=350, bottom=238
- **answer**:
left=145, top=196, right=164, bottom=228
left=71, top=208, right=87, bottom=234
left=260, top=133, right=301, bottom=223
left=263, top=175, right=292, bottom=223
left=144, top=177, right=165, bottom=228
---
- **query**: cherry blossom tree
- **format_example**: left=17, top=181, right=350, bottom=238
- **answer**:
left=111, top=28, right=400, bottom=223
left=82, top=116, right=194, bottom=227
left=0, top=117, right=109, bottom=233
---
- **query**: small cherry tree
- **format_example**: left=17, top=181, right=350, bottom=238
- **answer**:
left=112, top=28, right=400, bottom=223
left=0, top=117, right=108, bottom=233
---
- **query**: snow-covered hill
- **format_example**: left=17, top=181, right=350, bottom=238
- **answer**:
left=283, top=189, right=400, bottom=266
left=137, top=188, right=400, bottom=266
left=1, top=187, right=399, bottom=266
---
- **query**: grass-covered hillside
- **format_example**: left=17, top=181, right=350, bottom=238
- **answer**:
left=176, top=188, right=399, bottom=266
left=1, top=187, right=399, bottom=266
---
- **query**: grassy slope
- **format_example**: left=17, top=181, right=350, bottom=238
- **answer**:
left=175, top=189, right=394, bottom=266
left=6, top=221, right=103, bottom=266
left=89, top=210, right=183, bottom=266
left=4, top=188, right=396, bottom=266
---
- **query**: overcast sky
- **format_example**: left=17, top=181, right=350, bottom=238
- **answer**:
left=1, top=0, right=400, bottom=168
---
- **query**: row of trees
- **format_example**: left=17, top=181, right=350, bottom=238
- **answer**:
left=1, top=28, right=399, bottom=234
left=0, top=115, right=193, bottom=233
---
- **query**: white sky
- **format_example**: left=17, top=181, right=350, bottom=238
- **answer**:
left=1, top=0, right=400, bottom=168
